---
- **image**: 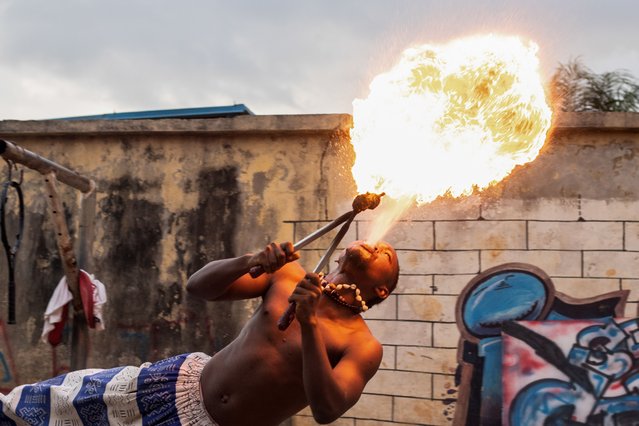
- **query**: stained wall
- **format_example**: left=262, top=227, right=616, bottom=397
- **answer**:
left=0, top=112, right=637, bottom=425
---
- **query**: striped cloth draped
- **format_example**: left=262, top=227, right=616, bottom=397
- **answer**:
left=0, top=352, right=217, bottom=426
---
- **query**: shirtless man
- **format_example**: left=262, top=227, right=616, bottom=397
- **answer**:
left=0, top=239, right=398, bottom=426
left=187, top=239, right=400, bottom=426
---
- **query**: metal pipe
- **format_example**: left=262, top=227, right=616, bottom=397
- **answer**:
left=248, top=211, right=353, bottom=278
left=292, top=211, right=353, bottom=252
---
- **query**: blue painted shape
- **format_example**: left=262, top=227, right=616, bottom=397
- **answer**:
left=546, top=311, right=573, bottom=321
left=595, top=393, right=639, bottom=417
left=568, top=345, right=590, bottom=367
left=0, top=353, right=11, bottom=383
left=509, top=379, right=583, bottom=426
left=589, top=370, right=609, bottom=398
left=624, top=371, right=639, bottom=393
left=620, top=318, right=639, bottom=356
left=73, top=366, right=125, bottom=425
left=576, top=320, right=625, bottom=352
left=478, top=337, right=503, bottom=423
left=463, top=271, right=548, bottom=338
left=512, top=378, right=639, bottom=425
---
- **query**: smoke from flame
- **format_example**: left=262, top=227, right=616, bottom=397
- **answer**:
left=351, top=34, right=552, bottom=242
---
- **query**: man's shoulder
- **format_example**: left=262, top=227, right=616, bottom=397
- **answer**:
left=265, top=262, right=306, bottom=295
left=341, top=324, right=384, bottom=375
left=273, top=261, right=306, bottom=282
left=347, top=320, right=383, bottom=355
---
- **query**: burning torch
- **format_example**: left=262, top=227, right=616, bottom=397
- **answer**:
left=249, top=192, right=384, bottom=330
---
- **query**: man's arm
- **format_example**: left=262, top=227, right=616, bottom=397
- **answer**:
left=186, top=242, right=299, bottom=301
left=301, top=323, right=382, bottom=424
left=290, top=274, right=383, bottom=424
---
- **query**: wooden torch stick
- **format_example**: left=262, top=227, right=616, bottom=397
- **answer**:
left=0, top=140, right=92, bottom=193
left=43, top=172, right=88, bottom=370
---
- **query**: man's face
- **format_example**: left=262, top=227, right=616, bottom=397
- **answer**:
left=339, top=240, right=398, bottom=289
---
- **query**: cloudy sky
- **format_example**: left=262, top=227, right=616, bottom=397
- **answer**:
left=0, top=0, right=637, bottom=120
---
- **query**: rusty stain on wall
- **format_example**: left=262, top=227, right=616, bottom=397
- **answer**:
left=0, top=113, right=637, bottom=426
left=0, top=114, right=354, bottom=383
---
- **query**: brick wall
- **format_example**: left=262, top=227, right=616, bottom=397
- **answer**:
left=290, top=200, right=639, bottom=425
left=1, top=112, right=638, bottom=425
left=289, top=113, right=639, bottom=425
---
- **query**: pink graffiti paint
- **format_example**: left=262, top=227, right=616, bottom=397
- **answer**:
left=503, top=319, right=639, bottom=426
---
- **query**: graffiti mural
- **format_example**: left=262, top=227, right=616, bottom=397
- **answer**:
left=503, top=318, right=639, bottom=426
left=453, top=263, right=629, bottom=426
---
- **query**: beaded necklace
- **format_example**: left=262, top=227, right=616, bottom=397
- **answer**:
left=320, top=277, right=369, bottom=313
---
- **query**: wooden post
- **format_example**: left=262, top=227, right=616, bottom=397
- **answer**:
left=0, top=140, right=92, bottom=193
left=452, top=359, right=474, bottom=426
left=43, top=172, right=88, bottom=370
left=0, top=140, right=95, bottom=370
left=77, top=181, right=97, bottom=272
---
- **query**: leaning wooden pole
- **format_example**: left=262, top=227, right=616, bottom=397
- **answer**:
left=43, top=172, right=88, bottom=370
left=0, top=140, right=95, bottom=371
left=77, top=186, right=96, bottom=274
left=0, top=139, right=92, bottom=193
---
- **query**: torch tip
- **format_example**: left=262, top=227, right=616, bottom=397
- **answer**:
left=352, top=192, right=384, bottom=213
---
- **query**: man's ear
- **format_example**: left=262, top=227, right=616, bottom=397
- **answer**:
left=375, top=285, right=390, bottom=300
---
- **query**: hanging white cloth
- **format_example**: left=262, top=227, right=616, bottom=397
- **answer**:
left=41, top=270, right=107, bottom=345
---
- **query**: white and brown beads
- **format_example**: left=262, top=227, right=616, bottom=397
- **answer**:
left=321, top=280, right=369, bottom=313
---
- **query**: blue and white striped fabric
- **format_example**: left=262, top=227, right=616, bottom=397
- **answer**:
left=0, top=352, right=217, bottom=426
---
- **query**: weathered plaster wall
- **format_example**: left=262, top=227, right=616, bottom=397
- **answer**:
left=0, top=114, right=355, bottom=385
left=0, top=112, right=638, bottom=425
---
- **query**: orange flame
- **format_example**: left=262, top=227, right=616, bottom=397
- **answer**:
left=351, top=34, right=552, bottom=241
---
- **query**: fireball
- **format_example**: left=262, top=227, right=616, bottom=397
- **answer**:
left=351, top=34, right=552, bottom=203
left=350, top=35, right=552, bottom=242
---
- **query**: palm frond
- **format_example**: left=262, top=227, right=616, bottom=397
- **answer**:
left=549, top=58, right=639, bottom=112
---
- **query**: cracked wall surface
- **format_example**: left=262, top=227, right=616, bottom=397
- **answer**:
left=0, top=112, right=638, bottom=425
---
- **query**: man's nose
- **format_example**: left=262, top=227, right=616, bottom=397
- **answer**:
left=361, top=243, right=375, bottom=253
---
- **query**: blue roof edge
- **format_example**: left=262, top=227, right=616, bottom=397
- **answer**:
left=51, top=104, right=254, bottom=121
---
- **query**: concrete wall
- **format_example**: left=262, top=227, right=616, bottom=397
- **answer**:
left=0, top=114, right=355, bottom=381
left=0, top=112, right=638, bottom=425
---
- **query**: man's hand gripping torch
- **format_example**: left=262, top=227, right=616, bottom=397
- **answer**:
left=264, top=192, right=384, bottom=331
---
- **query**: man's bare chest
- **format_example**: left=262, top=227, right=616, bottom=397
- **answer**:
left=255, top=299, right=349, bottom=368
